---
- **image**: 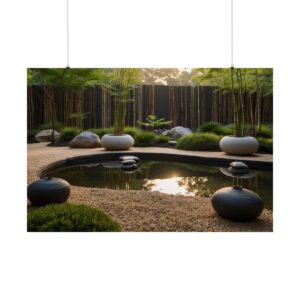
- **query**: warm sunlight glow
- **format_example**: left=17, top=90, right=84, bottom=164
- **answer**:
left=144, top=177, right=195, bottom=196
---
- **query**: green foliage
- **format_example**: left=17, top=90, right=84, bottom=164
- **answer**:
left=134, top=131, right=157, bottom=147
left=138, top=115, right=172, bottom=130
left=192, top=68, right=273, bottom=137
left=27, top=203, right=121, bottom=232
left=199, top=122, right=234, bottom=136
left=67, top=112, right=90, bottom=129
left=176, top=133, right=222, bottom=151
left=40, top=122, right=63, bottom=130
left=124, top=127, right=143, bottom=138
left=103, top=69, right=141, bottom=135
left=200, top=122, right=222, bottom=132
left=257, top=124, right=273, bottom=138
left=28, top=68, right=112, bottom=89
left=27, top=129, right=40, bottom=140
left=257, top=137, right=273, bottom=153
left=88, top=128, right=113, bottom=138
left=222, top=124, right=235, bottom=135
left=156, top=135, right=171, bottom=143
left=59, top=127, right=81, bottom=142
left=141, top=68, right=194, bottom=85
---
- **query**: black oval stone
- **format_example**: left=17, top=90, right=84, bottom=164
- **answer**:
left=27, top=177, right=71, bottom=206
left=211, top=186, right=263, bottom=222
left=121, top=159, right=137, bottom=165
left=228, top=167, right=250, bottom=174
left=121, top=164, right=138, bottom=170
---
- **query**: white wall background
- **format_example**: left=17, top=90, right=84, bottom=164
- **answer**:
left=0, top=0, right=299, bottom=299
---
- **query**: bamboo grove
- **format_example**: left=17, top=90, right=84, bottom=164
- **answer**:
left=27, top=68, right=273, bottom=132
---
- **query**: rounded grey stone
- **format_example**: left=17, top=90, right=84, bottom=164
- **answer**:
left=119, top=156, right=140, bottom=162
left=229, top=161, right=249, bottom=169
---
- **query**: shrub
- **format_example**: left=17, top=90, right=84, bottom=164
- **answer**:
left=88, top=128, right=113, bottom=138
left=59, top=127, right=81, bottom=142
left=199, top=122, right=222, bottom=134
left=134, top=131, right=157, bottom=147
left=257, top=124, right=273, bottom=138
left=156, top=135, right=171, bottom=143
left=257, top=137, right=273, bottom=153
left=27, top=203, right=121, bottom=232
left=40, top=122, right=63, bottom=131
left=221, top=124, right=234, bottom=135
left=199, top=122, right=234, bottom=136
left=124, top=127, right=143, bottom=139
left=27, top=129, right=40, bottom=141
left=176, top=133, right=222, bottom=151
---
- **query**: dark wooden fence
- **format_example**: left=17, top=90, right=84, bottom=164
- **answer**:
left=27, top=85, right=273, bottom=129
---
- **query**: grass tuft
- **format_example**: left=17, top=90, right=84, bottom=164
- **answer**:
left=59, top=127, right=81, bottom=142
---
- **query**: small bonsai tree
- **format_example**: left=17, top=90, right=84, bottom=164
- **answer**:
left=138, top=114, right=172, bottom=131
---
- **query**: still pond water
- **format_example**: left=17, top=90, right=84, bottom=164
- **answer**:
left=45, top=160, right=273, bottom=210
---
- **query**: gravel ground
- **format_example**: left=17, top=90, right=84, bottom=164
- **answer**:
left=27, top=143, right=273, bottom=232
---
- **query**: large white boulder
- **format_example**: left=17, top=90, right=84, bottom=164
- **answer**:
left=69, top=131, right=101, bottom=148
left=168, top=126, right=192, bottom=139
left=35, top=129, right=60, bottom=142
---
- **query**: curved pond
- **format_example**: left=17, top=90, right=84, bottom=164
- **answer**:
left=43, top=157, right=273, bottom=210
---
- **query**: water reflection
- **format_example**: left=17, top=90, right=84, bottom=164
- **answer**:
left=45, top=160, right=273, bottom=210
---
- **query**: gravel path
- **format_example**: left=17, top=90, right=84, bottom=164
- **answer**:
left=27, top=143, right=273, bottom=232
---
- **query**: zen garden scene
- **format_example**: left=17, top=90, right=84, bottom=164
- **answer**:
left=27, top=68, right=273, bottom=232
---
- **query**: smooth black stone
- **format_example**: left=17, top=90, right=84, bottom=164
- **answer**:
left=219, top=167, right=256, bottom=179
left=121, top=159, right=137, bottom=165
left=121, top=164, right=138, bottom=170
left=228, top=167, right=250, bottom=174
left=211, top=186, right=263, bottom=222
left=119, top=156, right=140, bottom=162
left=27, top=177, right=71, bottom=206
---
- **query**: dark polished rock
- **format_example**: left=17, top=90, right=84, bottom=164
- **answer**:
left=121, top=164, right=138, bottom=170
left=229, top=161, right=249, bottom=174
left=27, top=177, right=71, bottom=206
left=211, top=186, right=263, bottom=222
left=219, top=167, right=256, bottom=179
left=121, top=159, right=137, bottom=165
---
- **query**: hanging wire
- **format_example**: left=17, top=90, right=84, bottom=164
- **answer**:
left=231, top=0, right=234, bottom=68
left=67, top=0, right=70, bottom=68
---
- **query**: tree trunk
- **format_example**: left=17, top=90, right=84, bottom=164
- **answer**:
left=248, top=92, right=255, bottom=134
left=231, top=67, right=239, bottom=136
left=255, top=70, right=262, bottom=132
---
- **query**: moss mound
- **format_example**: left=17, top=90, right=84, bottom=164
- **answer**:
left=27, top=203, right=121, bottom=232
left=177, top=133, right=222, bottom=151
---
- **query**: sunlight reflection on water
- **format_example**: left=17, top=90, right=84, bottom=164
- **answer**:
left=144, top=176, right=208, bottom=196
